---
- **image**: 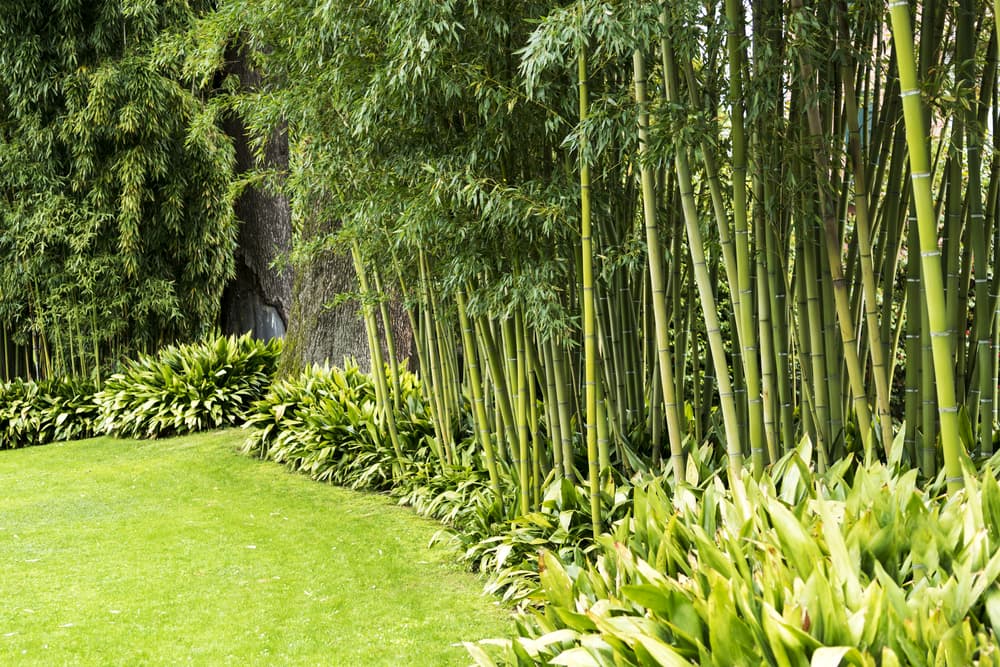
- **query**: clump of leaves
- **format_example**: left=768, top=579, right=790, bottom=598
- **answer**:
left=95, top=333, right=280, bottom=438
left=451, top=476, right=633, bottom=605
left=469, top=443, right=1000, bottom=666
left=0, top=377, right=98, bottom=449
left=241, top=361, right=436, bottom=491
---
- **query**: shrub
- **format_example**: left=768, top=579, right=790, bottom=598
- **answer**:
left=0, top=377, right=98, bottom=449
left=95, top=333, right=280, bottom=438
left=468, top=446, right=1000, bottom=666
left=242, top=361, right=436, bottom=491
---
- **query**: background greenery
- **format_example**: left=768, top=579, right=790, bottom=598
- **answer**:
left=0, top=0, right=236, bottom=378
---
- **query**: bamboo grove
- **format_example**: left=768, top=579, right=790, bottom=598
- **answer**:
left=170, top=0, right=1000, bottom=527
left=0, top=1, right=238, bottom=383
left=9, top=0, right=1000, bottom=529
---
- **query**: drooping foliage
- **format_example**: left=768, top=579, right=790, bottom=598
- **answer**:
left=178, top=0, right=1000, bottom=507
left=0, top=0, right=236, bottom=379
left=0, top=376, right=97, bottom=448
left=470, top=451, right=1000, bottom=666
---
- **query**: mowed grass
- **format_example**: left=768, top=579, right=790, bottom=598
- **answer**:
left=0, top=430, right=510, bottom=665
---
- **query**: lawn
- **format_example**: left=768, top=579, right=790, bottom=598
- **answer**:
left=0, top=430, right=510, bottom=665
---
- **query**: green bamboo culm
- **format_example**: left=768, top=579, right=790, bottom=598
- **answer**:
left=790, top=0, right=875, bottom=460
left=839, top=27, right=895, bottom=454
left=455, top=289, right=502, bottom=498
left=514, top=308, right=531, bottom=514
left=577, top=0, right=602, bottom=540
left=888, top=0, right=966, bottom=493
left=351, top=242, right=406, bottom=467
left=724, top=0, right=767, bottom=477
left=662, top=42, right=746, bottom=508
left=371, top=268, right=402, bottom=413
left=632, top=46, right=685, bottom=483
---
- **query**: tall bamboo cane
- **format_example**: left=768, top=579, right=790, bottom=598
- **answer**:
left=351, top=242, right=405, bottom=466
left=663, top=42, right=745, bottom=496
left=455, top=289, right=502, bottom=497
left=888, top=0, right=966, bottom=493
left=837, top=6, right=895, bottom=451
left=633, top=47, right=685, bottom=483
left=578, top=1, right=602, bottom=538
left=724, top=0, right=766, bottom=476
left=790, top=0, right=876, bottom=459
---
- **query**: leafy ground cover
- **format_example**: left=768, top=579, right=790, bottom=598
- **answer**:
left=0, top=429, right=510, bottom=665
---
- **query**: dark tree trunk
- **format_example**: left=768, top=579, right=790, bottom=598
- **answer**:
left=219, top=48, right=292, bottom=341
left=217, top=48, right=411, bottom=374
left=279, top=216, right=414, bottom=376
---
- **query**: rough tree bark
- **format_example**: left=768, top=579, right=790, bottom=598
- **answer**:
left=219, top=47, right=292, bottom=341
left=279, top=215, right=413, bottom=375
left=218, top=47, right=411, bottom=374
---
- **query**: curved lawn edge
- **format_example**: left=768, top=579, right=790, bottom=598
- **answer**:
left=0, top=429, right=511, bottom=666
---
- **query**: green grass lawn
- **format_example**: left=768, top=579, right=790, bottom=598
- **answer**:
left=0, top=430, right=511, bottom=665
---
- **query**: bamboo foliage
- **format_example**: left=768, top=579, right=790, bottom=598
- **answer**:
left=0, top=1, right=237, bottom=380
left=15, top=0, right=990, bottom=537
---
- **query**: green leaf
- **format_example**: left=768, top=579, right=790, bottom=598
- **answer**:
left=810, top=647, right=868, bottom=667
left=766, top=496, right=821, bottom=577
left=464, top=641, right=500, bottom=667
left=549, top=647, right=603, bottom=667
left=633, top=634, right=692, bottom=666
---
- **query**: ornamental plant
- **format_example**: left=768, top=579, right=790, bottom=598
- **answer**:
left=95, top=333, right=280, bottom=439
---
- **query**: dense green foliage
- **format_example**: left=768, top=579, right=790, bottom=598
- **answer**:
left=472, top=453, right=1000, bottom=666
left=0, top=0, right=236, bottom=378
left=95, top=334, right=280, bottom=439
left=166, top=0, right=1000, bottom=516
left=237, top=360, right=1000, bottom=665
left=242, top=362, right=435, bottom=489
left=0, top=336, right=279, bottom=447
left=0, top=377, right=96, bottom=449
left=6, top=0, right=1000, bottom=663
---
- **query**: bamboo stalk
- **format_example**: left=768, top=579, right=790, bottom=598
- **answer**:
left=663, top=42, right=745, bottom=496
left=455, top=289, right=502, bottom=497
left=791, top=0, right=876, bottom=459
left=578, top=1, right=602, bottom=538
left=724, top=0, right=766, bottom=476
left=633, top=46, right=685, bottom=483
left=514, top=308, right=530, bottom=514
left=837, top=4, right=895, bottom=452
left=888, top=0, right=967, bottom=493
left=351, top=242, right=405, bottom=467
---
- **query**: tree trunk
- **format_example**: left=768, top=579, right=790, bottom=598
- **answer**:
left=281, top=221, right=367, bottom=372
left=279, top=216, right=413, bottom=375
left=218, top=47, right=411, bottom=375
left=219, top=47, right=292, bottom=341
